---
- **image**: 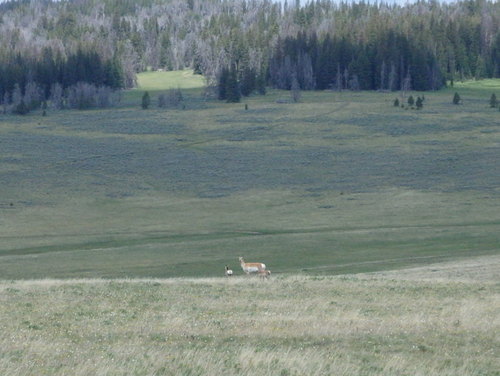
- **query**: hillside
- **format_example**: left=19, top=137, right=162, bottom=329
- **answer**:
left=1, top=76, right=499, bottom=279
left=1, top=256, right=498, bottom=375
left=1, top=0, right=499, bottom=108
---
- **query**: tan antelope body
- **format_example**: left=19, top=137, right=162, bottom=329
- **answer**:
left=259, top=269, right=271, bottom=279
left=239, top=257, right=266, bottom=274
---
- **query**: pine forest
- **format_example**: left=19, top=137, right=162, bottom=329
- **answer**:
left=0, top=0, right=499, bottom=110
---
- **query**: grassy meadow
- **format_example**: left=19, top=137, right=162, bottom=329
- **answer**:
left=136, top=69, right=206, bottom=91
left=0, top=72, right=499, bottom=279
left=1, top=71, right=499, bottom=375
left=0, top=256, right=499, bottom=375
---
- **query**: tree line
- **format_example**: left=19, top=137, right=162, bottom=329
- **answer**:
left=0, top=47, right=124, bottom=112
left=1, top=48, right=123, bottom=91
left=268, top=30, right=444, bottom=91
left=0, top=0, right=499, bottom=110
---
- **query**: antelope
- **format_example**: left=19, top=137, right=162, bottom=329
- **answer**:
left=239, top=257, right=266, bottom=275
left=225, top=265, right=233, bottom=277
left=259, top=269, right=271, bottom=280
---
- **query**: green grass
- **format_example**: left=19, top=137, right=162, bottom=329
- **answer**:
left=1, top=75, right=499, bottom=374
left=0, top=257, right=498, bottom=375
left=136, top=69, right=205, bottom=91
left=122, top=69, right=206, bottom=106
left=450, top=78, right=500, bottom=96
left=0, top=74, right=499, bottom=279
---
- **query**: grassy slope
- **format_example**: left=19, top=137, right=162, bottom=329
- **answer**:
left=136, top=69, right=206, bottom=91
left=0, top=256, right=498, bottom=376
left=0, top=73, right=499, bottom=278
left=124, top=69, right=206, bottom=104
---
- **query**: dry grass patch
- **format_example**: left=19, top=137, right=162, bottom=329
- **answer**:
left=1, top=257, right=499, bottom=375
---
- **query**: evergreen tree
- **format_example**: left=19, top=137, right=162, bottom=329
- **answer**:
left=158, top=93, right=167, bottom=108
left=297, top=52, right=314, bottom=90
left=388, top=63, right=398, bottom=92
left=14, top=100, right=29, bottom=115
left=142, top=91, right=150, bottom=109
left=416, top=97, right=423, bottom=110
left=218, top=67, right=229, bottom=101
left=11, top=84, right=23, bottom=110
left=408, top=95, right=415, bottom=107
left=104, top=58, right=124, bottom=89
left=291, top=74, right=301, bottom=103
left=2, top=93, right=9, bottom=114
left=225, top=67, right=241, bottom=103
left=240, top=67, right=256, bottom=97
left=24, top=82, right=43, bottom=110
left=256, top=71, right=267, bottom=95
left=380, top=61, right=387, bottom=91
left=489, top=93, right=498, bottom=108
left=315, top=34, right=335, bottom=90
left=453, top=92, right=461, bottom=105
left=394, top=98, right=400, bottom=107
left=401, top=71, right=412, bottom=98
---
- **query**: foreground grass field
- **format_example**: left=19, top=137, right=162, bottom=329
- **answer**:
left=1, top=256, right=498, bottom=375
left=0, top=74, right=499, bottom=278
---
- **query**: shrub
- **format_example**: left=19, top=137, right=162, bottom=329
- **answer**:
left=158, top=93, right=167, bottom=108
left=50, top=83, right=64, bottom=109
left=142, top=91, right=150, bottom=109
left=66, top=82, right=116, bottom=110
left=66, top=82, right=97, bottom=109
left=13, top=100, right=29, bottom=115
left=416, top=97, right=423, bottom=109
left=291, top=75, right=301, bottom=103
left=489, top=93, right=498, bottom=108
left=24, top=82, right=43, bottom=110
left=158, top=88, right=183, bottom=108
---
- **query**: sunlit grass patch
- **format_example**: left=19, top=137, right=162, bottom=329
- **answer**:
left=452, top=78, right=500, bottom=92
left=136, top=69, right=205, bottom=91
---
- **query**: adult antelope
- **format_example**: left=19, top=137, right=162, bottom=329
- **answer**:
left=239, top=257, right=266, bottom=275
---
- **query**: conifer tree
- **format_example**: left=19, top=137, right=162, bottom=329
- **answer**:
left=240, top=67, right=256, bottom=97
left=218, top=67, right=229, bottom=101
left=489, top=93, right=498, bottom=108
left=453, top=92, right=461, bottom=105
left=291, top=74, right=301, bottom=103
left=416, top=97, right=423, bottom=110
left=225, top=68, right=240, bottom=103
left=141, top=91, right=150, bottom=109
left=14, top=99, right=29, bottom=115
left=256, top=71, right=267, bottom=95
left=388, top=63, right=398, bottom=92
left=12, top=84, right=23, bottom=110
